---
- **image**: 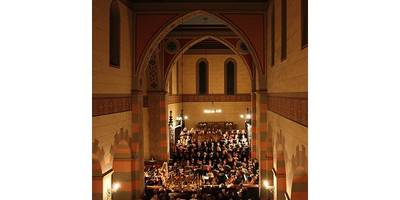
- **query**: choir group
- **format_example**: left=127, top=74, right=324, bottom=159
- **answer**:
left=144, top=128, right=259, bottom=200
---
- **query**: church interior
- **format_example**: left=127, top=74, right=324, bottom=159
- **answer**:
left=92, top=0, right=308, bottom=199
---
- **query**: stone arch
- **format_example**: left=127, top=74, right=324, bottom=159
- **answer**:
left=163, top=35, right=254, bottom=91
left=131, top=9, right=267, bottom=200
left=136, top=10, right=262, bottom=90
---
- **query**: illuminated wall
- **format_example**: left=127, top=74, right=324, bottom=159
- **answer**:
left=178, top=54, right=252, bottom=94
left=93, top=0, right=132, bottom=94
left=166, top=53, right=252, bottom=129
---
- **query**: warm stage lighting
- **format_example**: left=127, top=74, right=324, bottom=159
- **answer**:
left=263, top=180, right=274, bottom=190
left=263, top=180, right=269, bottom=188
left=112, top=182, right=121, bottom=192
left=203, top=109, right=222, bottom=114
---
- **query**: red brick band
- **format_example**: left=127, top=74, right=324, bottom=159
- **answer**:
left=93, top=94, right=131, bottom=116
left=167, top=94, right=252, bottom=104
left=267, top=92, right=308, bottom=127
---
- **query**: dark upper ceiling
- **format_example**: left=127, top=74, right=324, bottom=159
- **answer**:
left=183, top=15, right=225, bottom=25
left=164, top=15, right=234, bottom=51
left=168, top=14, right=235, bottom=37
left=130, top=0, right=266, bottom=2
left=126, top=0, right=269, bottom=12
left=189, top=39, right=229, bottom=50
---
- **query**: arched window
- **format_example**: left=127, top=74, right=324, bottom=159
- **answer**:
left=225, top=59, right=236, bottom=95
left=281, top=0, right=287, bottom=61
left=109, top=0, right=120, bottom=67
left=197, top=59, right=208, bottom=95
left=271, top=1, right=275, bottom=66
left=301, top=0, right=308, bottom=48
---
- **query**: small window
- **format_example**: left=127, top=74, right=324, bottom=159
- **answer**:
left=225, top=59, right=236, bottom=95
left=197, top=59, right=208, bottom=95
left=271, top=2, right=275, bottom=66
left=281, top=0, right=287, bottom=61
left=301, top=0, right=308, bottom=48
left=109, top=0, right=120, bottom=67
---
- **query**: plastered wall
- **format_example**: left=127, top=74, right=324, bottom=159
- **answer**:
left=166, top=53, right=252, bottom=129
left=167, top=103, right=182, bottom=121
left=168, top=102, right=250, bottom=130
left=267, top=0, right=307, bottom=93
left=93, top=0, right=132, bottom=94
left=92, top=111, right=132, bottom=173
left=181, top=54, right=251, bottom=94
left=269, top=111, right=307, bottom=198
left=166, top=54, right=252, bottom=130
left=181, top=102, right=251, bottom=129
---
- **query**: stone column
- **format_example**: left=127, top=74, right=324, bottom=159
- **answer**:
left=147, top=90, right=168, bottom=161
left=251, top=92, right=257, bottom=159
left=265, top=128, right=274, bottom=200
left=276, top=149, right=287, bottom=200
left=291, top=145, right=308, bottom=200
left=92, top=158, right=103, bottom=200
left=256, top=90, right=271, bottom=200
left=131, top=90, right=144, bottom=199
left=112, top=140, right=133, bottom=200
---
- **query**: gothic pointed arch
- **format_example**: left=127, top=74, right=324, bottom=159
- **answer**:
left=136, top=10, right=264, bottom=87
left=162, top=35, right=254, bottom=91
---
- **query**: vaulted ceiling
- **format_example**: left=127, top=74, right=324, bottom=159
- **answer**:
left=189, top=39, right=229, bottom=50
left=168, top=14, right=235, bottom=38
